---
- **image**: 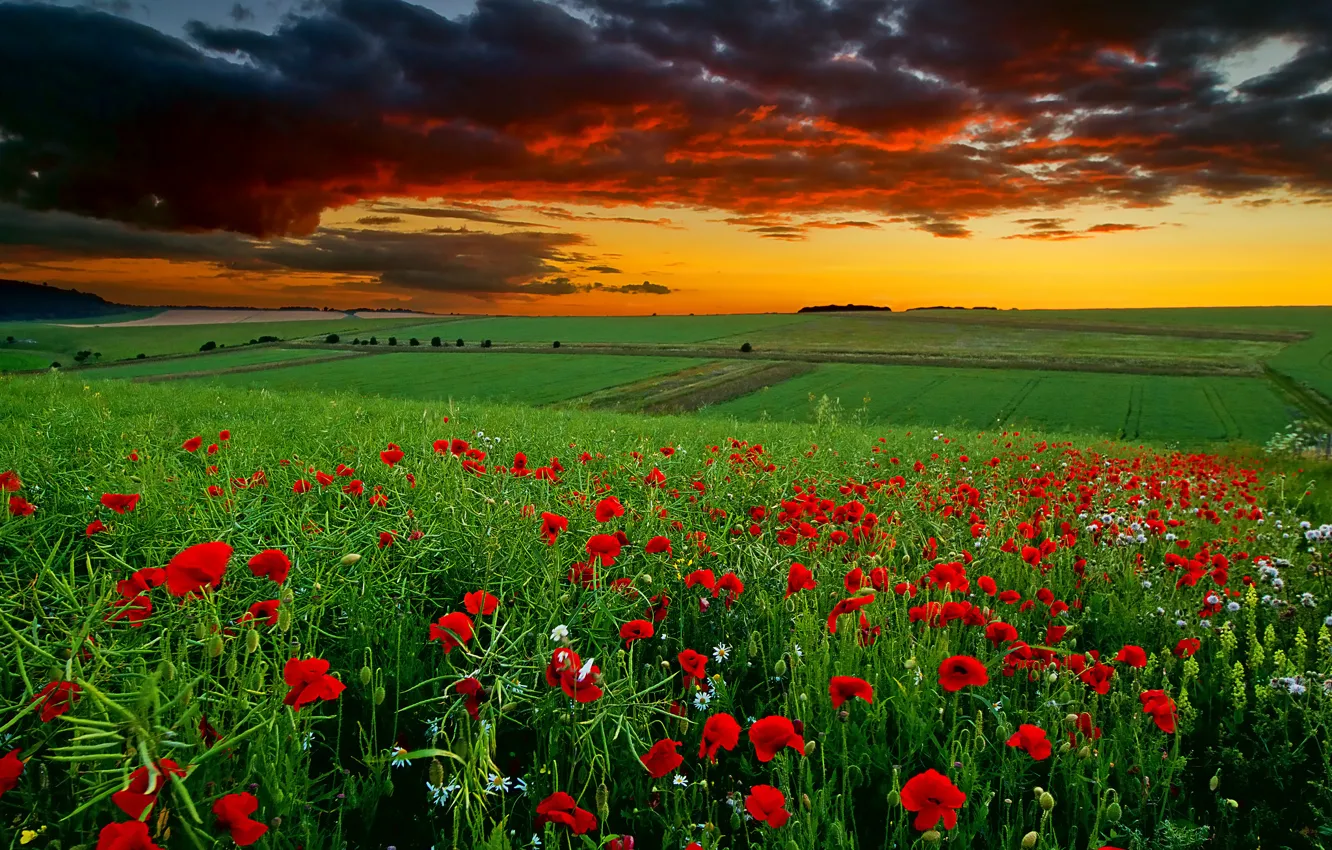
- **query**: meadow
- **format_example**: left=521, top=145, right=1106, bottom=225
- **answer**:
left=1, top=374, right=1330, bottom=850
left=86, top=349, right=361, bottom=380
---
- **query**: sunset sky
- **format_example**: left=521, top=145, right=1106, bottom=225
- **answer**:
left=0, top=0, right=1329, bottom=314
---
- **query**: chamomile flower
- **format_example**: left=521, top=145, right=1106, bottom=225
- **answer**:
left=550, top=624, right=570, bottom=642
left=389, top=747, right=412, bottom=768
left=693, top=690, right=713, bottom=711
left=673, top=774, right=689, bottom=787
left=712, top=643, right=732, bottom=663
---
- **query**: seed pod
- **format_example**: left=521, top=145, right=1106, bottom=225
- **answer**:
left=1105, top=801, right=1122, bottom=821
left=730, top=812, right=742, bottom=830
left=748, top=633, right=758, bottom=657
left=206, top=635, right=224, bottom=658
left=773, top=659, right=787, bottom=677
left=596, top=783, right=610, bottom=823
left=802, top=793, right=811, bottom=811
left=360, top=666, right=373, bottom=686
left=374, top=686, right=386, bottom=705
left=1039, top=792, right=1055, bottom=811
left=245, top=630, right=260, bottom=654
left=887, top=790, right=900, bottom=807
left=340, top=553, right=361, bottom=566
left=225, top=654, right=238, bottom=678
left=384, top=778, right=394, bottom=796
left=1058, top=741, right=1072, bottom=754
left=194, top=622, right=208, bottom=641
left=1021, top=831, right=1039, bottom=849
left=277, top=607, right=292, bottom=632
left=161, top=660, right=176, bottom=681
left=280, top=586, right=295, bottom=605
left=638, top=573, right=653, bottom=586
left=429, top=758, right=445, bottom=788
left=1209, top=774, right=1220, bottom=792
left=922, top=830, right=940, bottom=843
left=1078, top=746, right=1091, bottom=759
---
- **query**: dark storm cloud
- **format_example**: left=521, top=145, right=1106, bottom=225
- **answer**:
left=356, top=215, right=403, bottom=225
left=585, top=264, right=622, bottom=274
left=0, top=0, right=1328, bottom=252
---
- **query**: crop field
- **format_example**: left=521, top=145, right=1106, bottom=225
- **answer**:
left=194, top=352, right=709, bottom=406
left=384, top=314, right=809, bottom=346
left=705, top=364, right=1295, bottom=443
left=87, top=348, right=361, bottom=380
left=0, top=374, right=1329, bottom=850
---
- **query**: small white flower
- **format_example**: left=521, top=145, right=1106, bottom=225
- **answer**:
left=550, top=624, right=569, bottom=642
left=506, top=776, right=528, bottom=795
left=673, top=774, right=689, bottom=787
left=485, top=774, right=506, bottom=794
left=712, top=643, right=732, bottom=663
left=389, top=746, right=412, bottom=768
left=427, top=779, right=461, bottom=806
left=693, top=690, right=713, bottom=711
left=792, top=644, right=803, bottom=659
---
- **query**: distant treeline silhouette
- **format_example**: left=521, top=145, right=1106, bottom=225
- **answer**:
left=797, top=304, right=893, bottom=313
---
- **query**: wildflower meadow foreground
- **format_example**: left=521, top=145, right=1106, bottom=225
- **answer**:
left=1, top=376, right=1330, bottom=850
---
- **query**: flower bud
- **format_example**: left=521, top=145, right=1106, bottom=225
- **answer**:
left=1058, top=742, right=1071, bottom=754
left=374, top=686, right=386, bottom=705
left=887, top=790, right=900, bottom=807
left=340, top=553, right=361, bottom=566
left=805, top=740, right=816, bottom=755
left=1078, top=746, right=1091, bottom=759
left=597, top=783, right=610, bottom=823
left=360, top=666, right=373, bottom=686
left=802, top=793, right=811, bottom=811
left=773, top=659, right=787, bottom=676
left=245, top=630, right=260, bottom=654
left=1039, top=792, right=1055, bottom=811
left=206, top=635, right=224, bottom=658
left=277, top=607, right=292, bottom=632
left=904, top=658, right=917, bottom=669
left=225, top=654, right=238, bottom=678
left=922, top=829, right=940, bottom=843
left=1225, top=798, right=1239, bottom=809
left=1022, top=831, right=1039, bottom=849
left=1209, top=774, right=1219, bottom=791
left=1105, top=801, right=1122, bottom=821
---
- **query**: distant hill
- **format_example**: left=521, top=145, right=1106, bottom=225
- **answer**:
left=798, top=304, right=893, bottom=313
left=905, top=305, right=999, bottom=311
left=0, top=280, right=133, bottom=321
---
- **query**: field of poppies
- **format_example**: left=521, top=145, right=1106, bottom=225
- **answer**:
left=1, top=374, right=1330, bottom=850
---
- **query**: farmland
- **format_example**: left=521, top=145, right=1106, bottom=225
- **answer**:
left=0, top=374, right=1329, bottom=850
left=88, top=348, right=360, bottom=380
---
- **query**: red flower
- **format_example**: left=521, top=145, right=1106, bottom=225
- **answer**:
left=95, top=821, right=163, bottom=850
left=1114, top=644, right=1147, bottom=667
left=900, top=769, right=966, bottom=831
left=117, top=568, right=165, bottom=598
left=1079, top=663, right=1116, bottom=695
left=645, top=535, right=672, bottom=555
left=539, top=511, right=569, bottom=544
left=7, top=495, right=35, bottom=516
left=1140, top=689, right=1178, bottom=733
left=32, top=680, right=80, bottom=722
left=785, top=562, right=817, bottom=598
left=282, top=657, right=346, bottom=710
left=108, top=594, right=153, bottom=627
left=86, top=519, right=107, bottom=536
left=678, top=649, right=707, bottom=687
left=218, top=429, right=230, bottom=441
left=620, top=619, right=655, bottom=646
left=937, top=656, right=988, bottom=692
left=428, top=612, right=475, bottom=653
left=699, top=713, right=741, bottom=761
left=247, top=549, right=290, bottom=584
left=99, top=493, right=140, bottom=514
left=985, top=621, right=1018, bottom=648
left=640, top=738, right=684, bottom=778
left=213, top=791, right=268, bottom=846
left=745, top=784, right=791, bottom=828
left=165, top=541, right=232, bottom=597
left=344, top=479, right=365, bottom=496
left=594, top=495, right=625, bottom=523
left=535, top=791, right=597, bottom=834
left=238, top=599, right=280, bottom=627
left=463, top=589, right=499, bottom=616
left=1174, top=638, right=1201, bottom=658
left=315, top=471, right=335, bottom=487
left=748, top=716, right=805, bottom=762
left=1006, top=724, right=1052, bottom=760
left=380, top=444, right=405, bottom=467
left=378, top=530, right=395, bottom=548
left=684, top=568, right=716, bottom=592
left=978, top=575, right=997, bottom=595
left=0, top=470, right=20, bottom=491
left=0, top=750, right=24, bottom=799
left=585, top=533, right=622, bottom=566
left=554, top=653, right=602, bottom=703
left=182, top=436, right=203, bottom=452
left=828, top=676, right=873, bottom=708
left=292, top=478, right=312, bottom=494
left=112, top=759, right=187, bottom=818
left=455, top=677, right=486, bottom=719
left=716, top=572, right=744, bottom=607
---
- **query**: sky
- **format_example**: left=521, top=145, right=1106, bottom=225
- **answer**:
left=0, top=0, right=1329, bottom=315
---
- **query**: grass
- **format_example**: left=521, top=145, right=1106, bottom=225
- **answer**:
left=0, top=374, right=1329, bottom=850
left=194, top=352, right=711, bottom=405
left=705, top=363, right=1295, bottom=443
left=387, top=314, right=810, bottom=345
left=82, top=347, right=362, bottom=380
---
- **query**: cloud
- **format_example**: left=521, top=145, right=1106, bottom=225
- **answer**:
left=717, top=214, right=885, bottom=240
left=356, top=215, right=403, bottom=225
left=1085, top=222, right=1153, bottom=233
left=1005, top=219, right=1157, bottom=240
left=376, top=204, right=557, bottom=229
left=584, top=264, right=622, bottom=273
left=592, top=280, right=672, bottom=295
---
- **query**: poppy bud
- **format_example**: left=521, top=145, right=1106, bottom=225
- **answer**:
left=748, top=633, right=758, bottom=657
left=280, top=587, right=295, bottom=605
left=360, top=666, right=373, bottom=685
left=1078, top=746, right=1091, bottom=759
left=597, top=783, right=610, bottom=822
left=802, top=793, right=811, bottom=811
left=1039, top=792, right=1055, bottom=811
left=384, top=778, right=394, bottom=797
left=638, top=573, right=653, bottom=585
left=921, top=830, right=940, bottom=843
left=1225, top=798, right=1238, bottom=809
left=887, top=790, right=900, bottom=807
left=162, top=660, right=176, bottom=681
left=277, top=607, right=292, bottom=631
left=340, top=553, right=361, bottom=566
left=660, top=660, right=671, bottom=671
left=904, top=658, right=917, bottom=669
left=805, top=740, right=816, bottom=755
left=1064, top=713, right=1080, bottom=728
left=273, top=788, right=284, bottom=804
left=429, top=759, right=444, bottom=788
left=245, top=630, right=260, bottom=654
left=313, top=582, right=322, bottom=591
left=559, top=712, right=572, bottom=723
left=225, top=654, right=238, bottom=678
left=1058, top=742, right=1071, bottom=754
left=1105, top=801, right=1122, bottom=821
left=1021, top=831, right=1039, bottom=849
left=838, top=710, right=850, bottom=722
left=1209, top=774, right=1219, bottom=791
left=206, top=635, right=224, bottom=658
left=374, top=686, right=386, bottom=705
left=773, top=659, right=787, bottom=676
left=798, top=692, right=807, bottom=703
left=194, top=622, right=208, bottom=641
left=730, top=813, right=742, bottom=830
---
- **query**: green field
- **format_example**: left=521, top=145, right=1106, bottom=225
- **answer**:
left=194, top=352, right=709, bottom=405
left=85, top=347, right=359, bottom=379
left=387, top=313, right=808, bottom=345
left=705, top=363, right=1293, bottom=442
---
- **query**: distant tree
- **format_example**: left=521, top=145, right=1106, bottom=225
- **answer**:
left=200, top=341, right=216, bottom=352
left=388, top=337, right=398, bottom=346
left=326, top=334, right=340, bottom=343
left=248, top=339, right=258, bottom=345
left=50, top=362, right=61, bottom=369
left=455, top=338, right=464, bottom=347
left=136, top=353, right=146, bottom=359
left=431, top=337, right=442, bottom=347
left=481, top=339, right=492, bottom=348
left=369, top=336, right=379, bottom=345
left=73, top=350, right=90, bottom=363
left=409, top=338, right=420, bottom=346
left=4, top=336, right=13, bottom=344
left=553, top=340, right=561, bottom=348
left=257, top=335, right=279, bottom=343
left=93, top=352, right=101, bottom=359
left=351, top=337, right=360, bottom=345
left=740, top=342, right=753, bottom=353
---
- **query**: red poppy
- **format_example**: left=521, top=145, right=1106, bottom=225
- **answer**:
left=32, top=680, right=81, bottom=722
left=620, top=619, right=655, bottom=646
left=594, top=495, right=625, bottom=523
left=0, top=750, right=24, bottom=799
left=1174, top=638, right=1201, bottom=658
left=937, top=656, right=988, bottom=692
left=978, top=575, right=997, bottom=595
left=380, top=444, right=405, bottom=467
left=585, top=534, right=622, bottom=566
left=748, top=716, right=806, bottom=762
left=182, top=436, right=203, bottom=452
left=828, top=676, right=873, bottom=708
left=645, top=535, right=672, bottom=555
left=684, top=568, right=716, bottom=592
left=1115, top=645, right=1147, bottom=668
left=109, top=594, right=153, bottom=627
left=985, top=621, right=1018, bottom=647
left=112, top=759, right=187, bottom=818
left=699, top=713, right=741, bottom=761
left=640, top=738, right=684, bottom=778
left=535, top=792, right=598, bottom=834
left=315, top=471, right=335, bottom=487
left=539, top=511, right=569, bottom=544
left=1140, top=689, right=1178, bottom=733
left=745, top=785, right=791, bottom=828
left=998, top=589, right=1021, bottom=605
left=456, top=677, right=486, bottom=719
left=292, top=479, right=312, bottom=494
left=212, top=791, right=268, bottom=846
left=247, top=549, right=290, bottom=584
left=238, top=599, right=280, bottom=627
left=716, top=572, right=744, bottom=607
left=369, top=492, right=388, bottom=508
left=282, top=657, right=346, bottom=710
left=1006, top=724, right=1052, bottom=760
left=95, top=821, right=163, bottom=850
left=0, top=470, right=20, bottom=491
left=117, top=568, right=165, bottom=598
left=165, top=541, right=232, bottom=597
left=99, top=493, right=140, bottom=514
left=1079, top=663, right=1116, bottom=695
left=678, top=649, right=707, bottom=687
left=900, top=769, right=966, bottom=831
left=463, top=589, right=499, bottom=616
left=785, top=562, right=817, bottom=598
left=86, top=519, right=107, bottom=536
left=428, top=612, right=475, bottom=654
left=7, top=495, right=35, bottom=516
left=827, top=594, right=875, bottom=633
left=378, top=530, right=395, bottom=548
left=343, top=479, right=365, bottom=496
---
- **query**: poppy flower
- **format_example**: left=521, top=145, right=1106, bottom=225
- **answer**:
left=998, top=590, right=1021, bottom=605
left=182, top=436, right=203, bottom=452
left=1174, top=638, right=1201, bottom=658
left=1079, top=663, right=1116, bottom=695
left=827, top=594, right=875, bottom=633
left=429, top=612, right=475, bottom=654
left=535, top=791, right=597, bottom=834
left=463, top=589, right=499, bottom=616
left=378, top=530, right=395, bottom=548
left=7, top=495, right=35, bottom=516
left=745, top=785, right=791, bottom=828
left=86, top=519, right=107, bottom=536
left=1115, top=645, right=1147, bottom=668
left=292, top=479, right=312, bottom=494
left=684, top=569, right=716, bottom=592
left=238, top=599, right=280, bottom=627
left=900, top=769, right=966, bottom=831
left=645, top=535, right=672, bottom=555
left=828, top=676, right=873, bottom=708
left=640, top=738, right=684, bottom=778
left=1006, top=724, right=1052, bottom=760
left=112, top=759, right=187, bottom=818
left=109, top=594, right=153, bottom=627
left=785, top=562, right=817, bottom=598
left=344, top=479, right=365, bottom=497
left=620, top=619, right=655, bottom=646
left=678, top=649, right=707, bottom=687
left=218, top=429, right=230, bottom=441
left=585, top=534, right=622, bottom=566
left=95, top=821, right=163, bottom=850
left=594, top=495, right=625, bottom=523
left=165, top=541, right=232, bottom=598
left=748, top=716, right=806, bottom=762
left=0, top=470, right=20, bottom=491
left=99, top=493, right=140, bottom=514
left=978, top=576, right=997, bottom=595
left=699, top=713, right=741, bottom=761
left=315, top=471, right=335, bottom=487
left=716, top=572, right=744, bottom=607
left=985, top=621, right=1018, bottom=648
left=938, top=656, right=988, bottom=692
left=1140, top=689, right=1178, bottom=733
left=213, top=791, right=268, bottom=846
left=32, top=680, right=80, bottom=722
left=247, top=549, right=290, bottom=584
left=380, top=444, right=405, bottom=467
left=282, top=657, right=346, bottom=710
left=456, top=677, right=486, bottom=720
left=539, top=511, right=569, bottom=544
left=0, top=750, right=24, bottom=798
